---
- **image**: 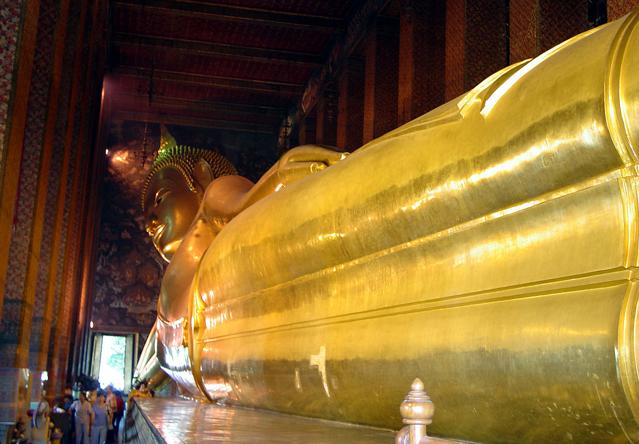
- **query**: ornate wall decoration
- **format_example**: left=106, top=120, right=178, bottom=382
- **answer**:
left=0, top=0, right=24, bottom=174
left=0, top=0, right=58, bottom=361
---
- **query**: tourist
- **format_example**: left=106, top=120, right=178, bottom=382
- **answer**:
left=71, top=392, right=93, bottom=444
left=62, top=394, right=74, bottom=411
left=129, top=381, right=152, bottom=399
left=9, top=417, right=27, bottom=444
left=112, top=390, right=125, bottom=433
left=104, top=386, right=117, bottom=443
left=52, top=396, right=73, bottom=444
left=91, top=391, right=111, bottom=444
left=30, top=394, right=51, bottom=444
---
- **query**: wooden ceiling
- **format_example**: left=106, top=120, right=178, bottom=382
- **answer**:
left=108, top=0, right=364, bottom=134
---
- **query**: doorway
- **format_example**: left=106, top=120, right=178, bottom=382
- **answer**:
left=91, top=333, right=135, bottom=391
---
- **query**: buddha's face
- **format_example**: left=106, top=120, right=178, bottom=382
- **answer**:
left=144, top=167, right=201, bottom=262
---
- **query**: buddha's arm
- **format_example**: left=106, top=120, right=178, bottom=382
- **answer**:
left=198, top=146, right=346, bottom=224
left=239, top=145, right=347, bottom=209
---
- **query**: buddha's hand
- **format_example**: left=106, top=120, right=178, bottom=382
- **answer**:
left=276, top=145, right=348, bottom=179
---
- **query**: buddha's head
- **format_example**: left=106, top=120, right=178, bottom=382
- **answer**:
left=142, top=126, right=237, bottom=262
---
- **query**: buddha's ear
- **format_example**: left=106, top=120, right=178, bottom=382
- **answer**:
left=193, top=158, right=214, bottom=192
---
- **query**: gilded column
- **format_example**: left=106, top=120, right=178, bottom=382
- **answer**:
left=34, top=0, right=75, bottom=374
left=56, top=0, right=106, bottom=388
left=0, top=0, right=60, bottom=374
left=0, top=0, right=41, bottom=441
left=72, top=0, right=109, bottom=381
left=47, top=0, right=90, bottom=395
left=0, top=0, right=39, bottom=322
left=24, top=0, right=71, bottom=373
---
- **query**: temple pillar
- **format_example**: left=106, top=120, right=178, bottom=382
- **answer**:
left=0, top=0, right=39, bottom=328
left=298, top=111, right=316, bottom=146
left=0, top=0, right=103, bottom=410
left=444, top=0, right=509, bottom=101
left=67, top=0, right=109, bottom=386
left=398, top=0, right=446, bottom=125
left=0, top=0, right=44, bottom=440
left=538, top=0, right=592, bottom=53
left=26, top=0, right=72, bottom=376
left=608, top=0, right=639, bottom=20
left=46, top=0, right=90, bottom=396
left=510, top=0, right=595, bottom=63
left=315, top=85, right=338, bottom=148
left=42, top=0, right=93, bottom=397
left=37, top=0, right=81, bottom=377
left=0, top=0, right=73, bottom=384
left=336, top=58, right=364, bottom=151
left=509, top=0, right=540, bottom=63
left=363, top=18, right=399, bottom=143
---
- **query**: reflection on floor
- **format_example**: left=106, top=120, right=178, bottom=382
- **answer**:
left=125, top=397, right=396, bottom=443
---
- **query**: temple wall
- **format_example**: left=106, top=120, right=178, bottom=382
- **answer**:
left=0, top=0, right=107, bottom=440
left=297, top=0, right=639, bottom=151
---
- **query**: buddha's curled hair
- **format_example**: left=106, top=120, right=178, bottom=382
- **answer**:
left=141, top=126, right=237, bottom=211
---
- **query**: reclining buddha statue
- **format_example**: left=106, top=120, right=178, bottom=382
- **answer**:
left=137, top=8, right=639, bottom=443
left=137, top=128, right=346, bottom=395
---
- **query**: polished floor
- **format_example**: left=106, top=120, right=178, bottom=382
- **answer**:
left=133, top=397, right=396, bottom=443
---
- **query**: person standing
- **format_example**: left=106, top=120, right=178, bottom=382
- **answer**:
left=104, top=386, right=117, bottom=444
left=30, top=395, right=51, bottom=444
left=91, top=392, right=111, bottom=444
left=113, top=391, right=125, bottom=433
left=71, top=392, right=93, bottom=444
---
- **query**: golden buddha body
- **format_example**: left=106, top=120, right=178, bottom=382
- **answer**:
left=141, top=129, right=346, bottom=396
left=141, top=9, right=639, bottom=443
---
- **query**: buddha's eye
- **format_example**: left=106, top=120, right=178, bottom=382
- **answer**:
left=154, top=188, right=170, bottom=207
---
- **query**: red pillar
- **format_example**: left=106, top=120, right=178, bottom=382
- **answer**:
left=608, top=0, right=639, bottom=20
left=315, top=85, right=338, bottom=147
left=298, top=112, right=316, bottom=146
left=445, top=0, right=509, bottom=101
left=510, top=0, right=593, bottom=63
left=398, top=0, right=446, bottom=124
left=363, top=18, right=399, bottom=143
left=337, top=58, right=364, bottom=151
left=539, top=0, right=591, bottom=52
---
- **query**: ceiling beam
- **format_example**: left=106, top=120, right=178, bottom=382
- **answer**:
left=111, top=109, right=278, bottom=134
left=113, top=67, right=303, bottom=97
left=113, top=32, right=323, bottom=66
left=111, top=92, right=287, bottom=118
left=113, top=0, right=344, bottom=31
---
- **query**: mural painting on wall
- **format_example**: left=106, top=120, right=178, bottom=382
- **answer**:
left=92, top=120, right=162, bottom=331
left=92, top=120, right=278, bottom=333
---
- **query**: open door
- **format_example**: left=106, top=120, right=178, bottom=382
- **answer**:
left=90, top=332, right=136, bottom=392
